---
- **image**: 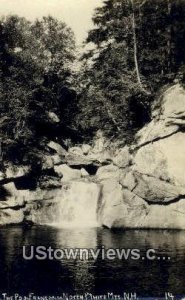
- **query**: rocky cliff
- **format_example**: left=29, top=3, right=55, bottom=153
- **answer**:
left=1, top=84, right=185, bottom=229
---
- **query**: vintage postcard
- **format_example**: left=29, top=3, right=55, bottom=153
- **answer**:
left=0, top=0, right=185, bottom=299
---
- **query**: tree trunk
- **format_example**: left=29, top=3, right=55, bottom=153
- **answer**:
left=130, top=0, right=150, bottom=94
left=167, top=0, right=172, bottom=73
left=131, top=0, right=142, bottom=86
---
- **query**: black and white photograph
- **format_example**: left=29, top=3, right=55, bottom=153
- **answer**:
left=0, top=0, right=185, bottom=299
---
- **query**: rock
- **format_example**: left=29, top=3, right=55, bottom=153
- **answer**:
left=88, top=151, right=113, bottom=165
left=134, top=131, right=185, bottom=186
left=25, top=199, right=60, bottom=225
left=42, top=155, right=54, bottom=170
left=135, top=119, right=178, bottom=148
left=159, top=84, right=185, bottom=119
left=82, top=144, right=92, bottom=155
left=39, top=176, right=62, bottom=189
left=113, top=146, right=132, bottom=168
left=2, top=84, right=185, bottom=229
left=136, top=84, right=185, bottom=147
left=81, top=168, right=89, bottom=177
left=48, top=141, right=67, bottom=156
left=0, top=209, right=24, bottom=225
left=0, top=171, right=4, bottom=180
left=99, top=84, right=185, bottom=228
left=99, top=180, right=147, bottom=228
left=121, top=171, right=137, bottom=191
left=65, top=153, right=100, bottom=169
left=129, top=172, right=185, bottom=204
left=5, top=165, right=30, bottom=179
left=51, top=154, right=63, bottom=165
left=48, top=112, right=60, bottom=123
left=96, top=164, right=120, bottom=180
left=99, top=184, right=185, bottom=229
left=1, top=182, right=17, bottom=197
left=54, top=164, right=81, bottom=181
left=0, top=182, right=28, bottom=209
left=68, top=146, right=84, bottom=156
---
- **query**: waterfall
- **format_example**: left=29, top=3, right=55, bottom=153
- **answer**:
left=52, top=181, right=101, bottom=228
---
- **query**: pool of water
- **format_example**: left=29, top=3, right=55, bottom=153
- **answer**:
left=0, top=226, right=185, bottom=297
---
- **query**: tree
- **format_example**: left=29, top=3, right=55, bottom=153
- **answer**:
left=0, top=15, right=76, bottom=165
left=77, top=0, right=185, bottom=142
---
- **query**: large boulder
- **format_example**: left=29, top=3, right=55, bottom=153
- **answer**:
left=99, top=84, right=185, bottom=228
left=135, top=84, right=185, bottom=147
left=99, top=183, right=185, bottom=229
left=134, top=131, right=185, bottom=186
left=133, top=83, right=185, bottom=192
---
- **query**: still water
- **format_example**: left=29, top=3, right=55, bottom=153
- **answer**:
left=0, top=226, right=185, bottom=297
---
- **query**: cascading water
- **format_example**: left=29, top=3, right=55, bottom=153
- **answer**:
left=28, top=181, right=101, bottom=228
left=53, top=181, right=101, bottom=228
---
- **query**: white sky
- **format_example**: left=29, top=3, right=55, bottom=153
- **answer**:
left=0, top=0, right=103, bottom=45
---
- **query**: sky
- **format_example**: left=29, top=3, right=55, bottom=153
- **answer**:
left=0, top=0, right=103, bottom=45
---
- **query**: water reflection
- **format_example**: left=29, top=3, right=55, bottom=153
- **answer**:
left=0, top=227, right=184, bottom=297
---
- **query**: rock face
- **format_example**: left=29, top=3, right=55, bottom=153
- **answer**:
left=99, top=84, right=185, bottom=229
left=1, top=83, right=185, bottom=229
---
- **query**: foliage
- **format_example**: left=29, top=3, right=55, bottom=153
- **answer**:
left=77, top=0, right=185, bottom=141
left=0, top=15, right=76, bottom=165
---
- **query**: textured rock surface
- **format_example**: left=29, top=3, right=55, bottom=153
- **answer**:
left=99, top=84, right=185, bottom=228
left=113, top=146, right=132, bottom=168
left=0, top=209, right=24, bottom=225
left=96, top=164, right=121, bottom=180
